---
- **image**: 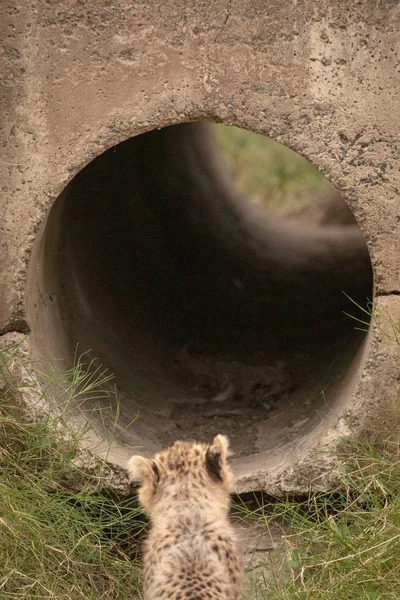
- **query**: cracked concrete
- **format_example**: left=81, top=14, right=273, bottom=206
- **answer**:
left=0, top=0, right=399, bottom=493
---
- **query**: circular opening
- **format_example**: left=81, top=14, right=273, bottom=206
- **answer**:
left=26, top=122, right=373, bottom=488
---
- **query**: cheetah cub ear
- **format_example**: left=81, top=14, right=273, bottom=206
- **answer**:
left=128, top=455, right=159, bottom=484
left=128, top=455, right=160, bottom=514
left=205, top=434, right=233, bottom=490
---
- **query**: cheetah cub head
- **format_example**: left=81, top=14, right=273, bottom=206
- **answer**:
left=128, top=434, right=234, bottom=518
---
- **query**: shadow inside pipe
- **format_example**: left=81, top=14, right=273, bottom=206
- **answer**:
left=26, top=122, right=373, bottom=477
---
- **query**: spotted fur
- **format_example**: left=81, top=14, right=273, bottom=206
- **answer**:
left=128, top=434, right=241, bottom=599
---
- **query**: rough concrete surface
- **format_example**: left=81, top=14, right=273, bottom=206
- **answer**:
left=0, top=0, right=399, bottom=493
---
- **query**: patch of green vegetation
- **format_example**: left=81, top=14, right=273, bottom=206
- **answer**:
left=214, top=124, right=333, bottom=215
left=235, top=439, right=400, bottom=599
left=0, top=342, right=144, bottom=599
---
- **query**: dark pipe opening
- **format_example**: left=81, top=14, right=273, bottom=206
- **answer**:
left=26, top=122, right=373, bottom=487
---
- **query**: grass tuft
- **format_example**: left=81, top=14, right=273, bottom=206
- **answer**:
left=0, top=344, right=144, bottom=600
left=235, top=439, right=400, bottom=599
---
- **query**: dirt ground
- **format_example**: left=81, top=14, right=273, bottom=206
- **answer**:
left=155, top=189, right=359, bottom=458
left=161, top=344, right=293, bottom=457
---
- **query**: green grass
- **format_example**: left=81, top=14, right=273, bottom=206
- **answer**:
left=235, top=439, right=400, bottom=599
left=215, top=124, right=334, bottom=216
left=0, top=343, right=145, bottom=599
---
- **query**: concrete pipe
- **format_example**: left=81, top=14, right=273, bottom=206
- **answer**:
left=1, top=0, right=399, bottom=493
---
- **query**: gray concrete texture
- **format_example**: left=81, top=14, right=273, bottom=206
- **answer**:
left=0, top=0, right=399, bottom=494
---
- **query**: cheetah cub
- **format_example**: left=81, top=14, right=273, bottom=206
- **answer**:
left=128, top=434, right=242, bottom=600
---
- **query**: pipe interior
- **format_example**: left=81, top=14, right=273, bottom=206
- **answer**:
left=26, top=122, right=373, bottom=478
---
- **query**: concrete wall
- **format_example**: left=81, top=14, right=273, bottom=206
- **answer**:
left=1, top=0, right=399, bottom=494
